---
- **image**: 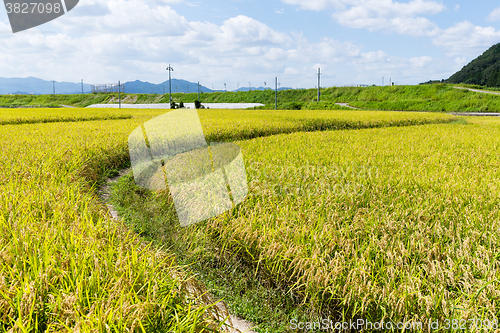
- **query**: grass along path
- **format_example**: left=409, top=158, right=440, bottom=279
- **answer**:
left=99, top=170, right=258, bottom=333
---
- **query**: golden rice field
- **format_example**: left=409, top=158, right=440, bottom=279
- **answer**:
left=0, top=117, right=229, bottom=331
left=198, top=109, right=454, bottom=142
left=0, top=106, right=459, bottom=331
left=112, top=111, right=500, bottom=332
left=204, top=117, right=500, bottom=330
left=0, top=107, right=136, bottom=125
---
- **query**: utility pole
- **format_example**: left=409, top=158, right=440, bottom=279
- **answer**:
left=212, top=84, right=214, bottom=93
left=382, top=77, right=384, bottom=86
left=52, top=81, right=55, bottom=95
left=224, top=83, right=226, bottom=92
left=166, top=64, right=174, bottom=103
left=317, top=68, right=321, bottom=102
left=249, top=82, right=251, bottom=92
left=389, top=77, right=392, bottom=86
left=275, top=77, right=278, bottom=110
left=118, top=81, right=121, bottom=109
left=198, top=81, right=200, bottom=100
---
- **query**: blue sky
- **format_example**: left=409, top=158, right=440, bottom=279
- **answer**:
left=1, top=0, right=500, bottom=89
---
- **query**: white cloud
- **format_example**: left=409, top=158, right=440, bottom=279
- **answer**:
left=283, top=0, right=445, bottom=36
left=284, top=67, right=299, bottom=75
left=350, top=53, right=454, bottom=84
left=0, top=0, right=365, bottom=85
left=409, top=55, right=433, bottom=67
left=455, top=57, right=466, bottom=67
left=432, top=21, right=500, bottom=56
left=0, top=21, right=11, bottom=32
left=58, top=0, right=190, bottom=36
left=487, top=7, right=500, bottom=22
left=0, top=0, right=482, bottom=88
left=335, top=14, right=439, bottom=36
left=281, top=0, right=342, bottom=11
left=454, top=4, right=460, bottom=11
left=281, top=0, right=445, bottom=14
left=359, top=50, right=389, bottom=64
left=219, top=15, right=291, bottom=46
left=285, top=38, right=362, bottom=67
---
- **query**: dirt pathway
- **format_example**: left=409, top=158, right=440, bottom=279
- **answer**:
left=335, top=102, right=360, bottom=109
left=98, top=169, right=257, bottom=333
left=454, top=86, right=500, bottom=96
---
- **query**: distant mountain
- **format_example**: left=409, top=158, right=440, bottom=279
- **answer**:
left=120, top=81, right=291, bottom=93
left=0, top=77, right=209, bottom=95
left=0, top=77, right=92, bottom=95
left=124, top=79, right=212, bottom=94
left=447, top=43, right=500, bottom=87
left=0, top=76, right=289, bottom=95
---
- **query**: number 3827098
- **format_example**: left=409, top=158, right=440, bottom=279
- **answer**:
left=5, top=2, right=62, bottom=14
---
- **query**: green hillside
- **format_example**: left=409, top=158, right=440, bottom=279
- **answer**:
left=447, top=43, right=500, bottom=87
left=3, top=83, right=500, bottom=112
